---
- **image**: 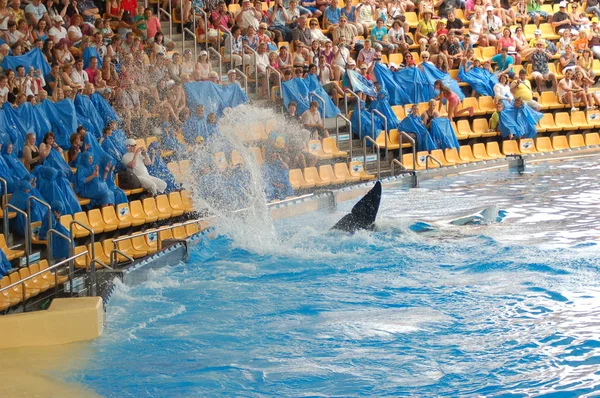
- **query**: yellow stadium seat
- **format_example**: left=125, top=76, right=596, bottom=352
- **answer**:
left=173, top=224, right=189, bottom=240
left=535, top=136, right=553, bottom=152
left=117, top=203, right=145, bottom=227
left=375, top=130, right=393, bottom=150
left=74, top=211, right=102, bottom=235
left=388, top=129, right=413, bottom=149
left=135, top=139, right=146, bottom=151
left=540, top=92, right=563, bottom=109
left=568, top=134, right=585, bottom=148
left=461, top=97, right=485, bottom=116
left=540, top=23, right=559, bottom=40
left=277, top=41, right=289, bottom=49
left=480, top=46, right=497, bottom=60
left=486, top=142, right=505, bottom=159
left=548, top=62, right=563, bottom=80
left=587, top=110, right=600, bottom=126
left=304, top=167, right=329, bottom=187
left=0, top=233, right=24, bottom=260
left=570, top=111, right=593, bottom=129
left=130, top=200, right=157, bottom=223
left=178, top=159, right=190, bottom=176
left=132, top=235, right=157, bottom=256
left=322, top=137, right=347, bottom=158
left=117, top=238, right=147, bottom=259
left=444, top=147, right=468, bottom=164
left=308, top=139, right=333, bottom=160
left=450, top=69, right=468, bottom=87
left=519, top=138, right=538, bottom=154
left=289, top=169, right=314, bottom=190
left=159, top=228, right=174, bottom=242
left=102, top=239, right=128, bottom=263
left=349, top=161, right=376, bottom=180
left=14, top=269, right=39, bottom=299
left=7, top=272, right=29, bottom=301
left=146, top=136, right=157, bottom=148
left=458, top=145, right=476, bottom=162
left=539, top=113, right=561, bottom=133
left=334, top=162, right=360, bottom=183
left=593, top=59, right=600, bottom=76
left=402, top=153, right=425, bottom=170
left=413, top=152, right=428, bottom=169
left=1, top=275, right=21, bottom=307
left=554, top=112, right=573, bottom=130
left=73, top=245, right=90, bottom=270
left=143, top=197, right=170, bottom=221
left=552, top=135, right=569, bottom=150
left=157, top=194, right=183, bottom=217
left=430, top=149, right=453, bottom=166
left=39, top=259, right=67, bottom=285
left=228, top=3, right=240, bottom=13
left=456, top=119, right=478, bottom=138
left=502, top=140, right=521, bottom=155
left=180, top=191, right=195, bottom=213
left=405, top=12, right=418, bottom=29
left=478, top=96, right=495, bottom=114
left=60, top=214, right=90, bottom=238
left=473, top=47, right=483, bottom=62
left=22, top=264, right=51, bottom=292
left=185, top=222, right=200, bottom=237
left=585, top=132, right=600, bottom=146
left=472, top=143, right=492, bottom=160
left=102, top=206, right=130, bottom=229
left=89, top=242, right=111, bottom=265
left=168, top=192, right=187, bottom=215
left=319, top=165, right=345, bottom=184
left=541, top=4, right=553, bottom=14
left=391, top=105, right=405, bottom=119
left=231, top=150, right=245, bottom=167
left=89, top=208, right=117, bottom=233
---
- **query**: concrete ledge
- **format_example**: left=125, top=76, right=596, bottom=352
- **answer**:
left=0, top=297, right=103, bottom=349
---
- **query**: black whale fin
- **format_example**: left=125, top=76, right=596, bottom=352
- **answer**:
left=331, top=181, right=382, bottom=232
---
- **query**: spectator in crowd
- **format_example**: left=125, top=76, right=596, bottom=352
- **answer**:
left=23, top=132, right=45, bottom=171
left=301, top=100, right=329, bottom=138
left=421, top=99, right=439, bottom=128
left=525, top=39, right=558, bottom=95
left=122, top=139, right=167, bottom=195
left=558, top=68, right=590, bottom=112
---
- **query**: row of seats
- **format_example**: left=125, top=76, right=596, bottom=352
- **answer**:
left=73, top=220, right=208, bottom=268
left=289, top=162, right=375, bottom=190
left=402, top=132, right=600, bottom=170
left=0, top=260, right=67, bottom=311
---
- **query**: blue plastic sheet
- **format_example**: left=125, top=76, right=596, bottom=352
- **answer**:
left=90, top=92, right=120, bottom=125
left=393, top=67, right=436, bottom=105
left=9, top=180, right=48, bottom=237
left=38, top=201, right=72, bottom=260
left=2, top=145, right=30, bottom=180
left=0, top=249, right=11, bottom=277
left=263, top=159, right=294, bottom=200
left=42, top=148, right=73, bottom=182
left=372, top=63, right=410, bottom=105
left=397, top=114, right=437, bottom=152
left=421, top=63, right=465, bottom=102
left=457, top=66, right=499, bottom=97
left=184, top=81, right=248, bottom=117
left=498, top=100, right=542, bottom=139
left=2, top=102, right=28, bottom=156
left=430, top=117, right=460, bottom=150
left=82, top=47, right=103, bottom=69
left=38, top=99, right=78, bottom=149
left=15, top=102, right=53, bottom=145
left=75, top=95, right=105, bottom=139
left=147, top=142, right=180, bottom=193
left=33, top=166, right=81, bottom=215
left=0, top=152, right=16, bottom=194
left=367, top=90, right=399, bottom=131
left=1, top=48, right=51, bottom=76
left=345, top=69, right=377, bottom=98
left=182, top=116, right=207, bottom=144
left=350, top=100, right=376, bottom=144
left=99, top=154, right=128, bottom=205
left=74, top=152, right=115, bottom=207
left=282, top=75, right=341, bottom=118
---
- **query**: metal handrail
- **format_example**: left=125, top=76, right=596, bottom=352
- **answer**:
left=4, top=204, right=29, bottom=267
left=183, top=28, right=198, bottom=60
left=220, top=26, right=233, bottom=56
left=179, top=0, right=185, bottom=53
left=335, top=114, right=352, bottom=161
left=194, top=8, right=208, bottom=50
left=27, top=196, right=51, bottom=254
left=110, top=248, right=134, bottom=269
left=310, top=92, right=326, bottom=122
left=397, top=130, right=417, bottom=171
left=69, top=220, right=94, bottom=293
left=425, top=154, right=442, bottom=170
left=371, top=109, right=388, bottom=160
left=363, top=136, right=381, bottom=179
left=158, top=8, right=173, bottom=41
left=234, top=67, right=248, bottom=94
left=266, top=65, right=282, bottom=104
left=243, top=44, right=258, bottom=94
left=113, top=218, right=205, bottom=244
left=344, top=89, right=360, bottom=134
left=0, top=250, right=88, bottom=311
left=208, top=47, right=223, bottom=80
left=390, top=158, right=406, bottom=175
left=0, top=177, right=9, bottom=239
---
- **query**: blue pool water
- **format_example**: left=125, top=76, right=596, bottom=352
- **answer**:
left=77, top=158, right=600, bottom=397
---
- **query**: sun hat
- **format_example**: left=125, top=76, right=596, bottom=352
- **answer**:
left=125, top=139, right=136, bottom=146
left=559, top=1, right=567, bottom=7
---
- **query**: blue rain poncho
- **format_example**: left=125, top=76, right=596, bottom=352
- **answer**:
left=38, top=99, right=78, bottom=149
left=367, top=89, right=399, bottom=131
left=99, top=135, right=124, bottom=172
left=74, top=152, right=115, bottom=207
left=263, top=158, right=294, bottom=201
left=82, top=130, right=109, bottom=166
left=15, top=102, right=53, bottom=145
left=344, top=69, right=377, bottom=97
left=160, top=122, right=187, bottom=157
left=184, top=81, right=248, bottom=117
left=182, top=116, right=207, bottom=144
left=0, top=248, right=11, bottom=277
left=9, top=180, right=48, bottom=237
left=0, top=150, right=16, bottom=194
left=393, top=67, right=437, bottom=105
left=1, top=48, right=51, bottom=75
left=75, top=95, right=105, bottom=139
left=281, top=75, right=341, bottom=118
left=147, top=142, right=180, bottom=193
left=397, top=114, right=437, bottom=152
left=98, top=153, right=128, bottom=205
left=372, top=63, right=410, bottom=105
left=421, top=62, right=465, bottom=102
left=351, top=100, right=376, bottom=144
left=429, top=117, right=460, bottom=150
left=39, top=201, right=72, bottom=260
left=34, top=165, right=81, bottom=215
left=457, top=65, right=499, bottom=97
left=90, top=92, right=119, bottom=125
left=2, top=144, right=31, bottom=180
left=2, top=102, right=28, bottom=156
left=42, top=146, right=73, bottom=182
left=82, top=47, right=103, bottom=69
left=498, top=100, right=542, bottom=139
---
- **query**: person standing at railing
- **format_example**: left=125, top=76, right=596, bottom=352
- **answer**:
left=39, top=200, right=72, bottom=261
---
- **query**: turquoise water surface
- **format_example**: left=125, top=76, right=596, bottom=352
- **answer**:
left=77, top=158, right=600, bottom=397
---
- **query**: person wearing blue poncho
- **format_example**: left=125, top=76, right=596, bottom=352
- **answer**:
left=263, top=150, right=294, bottom=201
left=39, top=201, right=72, bottom=261
left=2, top=143, right=31, bottom=180
left=0, top=248, right=11, bottom=277
left=0, top=144, right=17, bottom=194
left=39, top=132, right=73, bottom=182
left=90, top=92, right=120, bottom=125
left=78, top=126, right=109, bottom=166
left=498, top=98, right=543, bottom=140
left=429, top=117, right=460, bottom=150
left=147, top=142, right=180, bottom=193
left=182, top=105, right=208, bottom=145
left=74, top=152, right=115, bottom=207
left=397, top=105, right=438, bottom=152
left=98, top=154, right=128, bottom=205
left=9, top=180, right=49, bottom=237
left=99, top=124, right=125, bottom=171
left=159, top=120, right=187, bottom=157
left=367, top=89, right=399, bottom=131
left=34, top=166, right=82, bottom=215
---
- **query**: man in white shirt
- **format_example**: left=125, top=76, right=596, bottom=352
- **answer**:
left=48, top=15, right=67, bottom=43
left=301, top=101, right=330, bottom=138
left=25, top=0, right=50, bottom=26
left=71, top=58, right=89, bottom=88
left=235, top=0, right=261, bottom=32
left=121, top=139, right=167, bottom=195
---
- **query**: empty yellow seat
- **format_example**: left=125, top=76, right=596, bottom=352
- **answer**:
left=168, top=192, right=187, bottom=215
left=391, top=105, right=405, bottom=119
left=180, top=191, right=195, bottom=213
left=134, top=138, right=146, bottom=150
left=73, top=245, right=90, bottom=269
left=478, top=96, right=495, bottom=113
left=570, top=111, right=593, bottom=129
left=60, top=214, right=90, bottom=238
left=117, top=238, right=147, bottom=259
left=587, top=110, right=600, bottom=126
left=585, top=132, right=600, bottom=146
left=402, top=153, right=425, bottom=170
left=0, top=233, right=24, bottom=260
left=322, top=137, right=347, bottom=158
left=157, top=194, right=183, bottom=217
left=308, top=140, right=333, bottom=160
left=39, top=260, right=67, bottom=285
left=74, top=211, right=102, bottom=235
left=89, top=242, right=111, bottom=265
left=131, top=235, right=157, bottom=256
left=334, top=162, right=360, bottom=183
left=349, top=161, right=376, bottom=180
left=116, top=203, right=145, bottom=227
left=289, top=169, right=314, bottom=190
left=430, top=149, right=453, bottom=166
left=485, top=142, right=505, bottom=159
left=459, top=145, right=476, bottom=162
left=172, top=225, right=188, bottom=240
left=444, top=147, right=468, bottom=164
left=130, top=200, right=157, bottom=223
left=89, top=208, right=117, bottom=233
left=472, top=143, right=491, bottom=160
left=303, top=167, right=329, bottom=187
left=319, top=165, right=345, bottom=184
left=456, top=120, right=477, bottom=138
left=1, top=275, right=21, bottom=307
left=102, top=205, right=131, bottom=229
left=554, top=112, right=573, bottom=130
left=535, top=136, right=553, bottom=152
left=179, top=159, right=190, bottom=175
left=159, top=228, right=174, bottom=242
left=461, top=97, right=485, bottom=116
left=143, top=197, right=170, bottom=221
left=502, top=140, right=521, bottom=155
left=540, top=92, right=563, bottom=109
left=519, top=138, right=537, bottom=153
left=568, top=134, right=585, bottom=148
left=167, top=162, right=182, bottom=182
left=103, top=239, right=130, bottom=263
left=185, top=222, right=200, bottom=236
left=552, top=135, right=569, bottom=150
left=14, top=269, right=39, bottom=299
left=231, top=150, right=245, bottom=167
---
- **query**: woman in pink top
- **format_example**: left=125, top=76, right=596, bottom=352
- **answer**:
left=434, top=80, right=473, bottom=121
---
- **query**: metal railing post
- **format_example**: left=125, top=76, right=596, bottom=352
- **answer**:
left=344, top=89, right=360, bottom=135
left=194, top=9, right=208, bottom=50
left=335, top=114, right=352, bottom=160
left=180, top=0, right=185, bottom=53
left=266, top=65, right=282, bottom=104
left=4, top=204, right=28, bottom=267
left=370, top=109, right=388, bottom=160
left=208, top=47, right=223, bottom=79
left=310, top=92, right=326, bottom=122
left=425, top=154, right=442, bottom=170
left=158, top=8, right=173, bottom=41
left=221, top=26, right=233, bottom=61
left=397, top=131, right=417, bottom=171
left=234, top=68, right=248, bottom=94
left=69, top=220, right=94, bottom=296
left=243, top=44, right=258, bottom=94
left=363, top=137, right=381, bottom=179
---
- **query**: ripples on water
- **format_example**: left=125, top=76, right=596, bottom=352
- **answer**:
left=78, top=158, right=600, bottom=397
